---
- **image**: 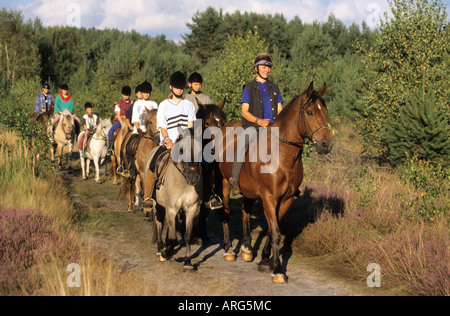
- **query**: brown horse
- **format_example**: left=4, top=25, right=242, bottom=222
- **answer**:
left=110, top=118, right=130, bottom=185
left=120, top=108, right=159, bottom=213
left=217, top=82, right=332, bottom=283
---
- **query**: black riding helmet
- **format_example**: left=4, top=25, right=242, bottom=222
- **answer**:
left=188, top=72, right=203, bottom=84
left=170, top=71, right=187, bottom=89
left=140, top=80, right=152, bottom=94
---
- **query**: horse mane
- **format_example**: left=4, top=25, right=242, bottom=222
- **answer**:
left=273, top=89, right=327, bottom=126
left=58, top=109, right=74, bottom=126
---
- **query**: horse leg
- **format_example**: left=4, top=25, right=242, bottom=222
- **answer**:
left=263, top=198, right=287, bottom=284
left=67, top=142, right=73, bottom=170
left=127, top=177, right=135, bottom=212
left=94, top=157, right=101, bottom=183
left=154, top=205, right=166, bottom=261
left=162, top=208, right=177, bottom=260
left=183, top=204, right=198, bottom=272
left=222, top=178, right=235, bottom=262
left=197, top=205, right=210, bottom=245
left=80, top=153, right=87, bottom=180
left=134, top=175, right=143, bottom=212
left=86, top=159, right=91, bottom=179
left=58, top=144, right=64, bottom=169
left=258, top=227, right=272, bottom=273
left=240, top=198, right=255, bottom=262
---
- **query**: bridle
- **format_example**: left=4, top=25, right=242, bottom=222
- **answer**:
left=272, top=95, right=330, bottom=148
left=171, top=134, right=202, bottom=183
left=61, top=116, right=74, bottom=140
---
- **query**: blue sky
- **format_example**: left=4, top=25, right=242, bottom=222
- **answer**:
left=2, top=0, right=449, bottom=41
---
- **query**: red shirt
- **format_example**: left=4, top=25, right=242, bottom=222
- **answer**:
left=114, top=99, right=131, bottom=121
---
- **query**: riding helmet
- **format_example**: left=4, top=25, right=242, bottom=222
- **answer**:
left=140, top=80, right=153, bottom=94
left=170, top=71, right=187, bottom=89
left=253, top=53, right=273, bottom=68
left=122, top=85, right=132, bottom=96
left=188, top=72, right=203, bottom=84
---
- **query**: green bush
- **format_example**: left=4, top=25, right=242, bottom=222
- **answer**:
left=386, top=86, right=449, bottom=167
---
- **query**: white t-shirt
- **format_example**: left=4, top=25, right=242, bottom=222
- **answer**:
left=157, top=98, right=196, bottom=146
left=132, top=99, right=158, bottom=134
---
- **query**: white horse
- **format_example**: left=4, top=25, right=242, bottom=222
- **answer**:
left=51, top=110, right=77, bottom=170
left=79, top=118, right=112, bottom=183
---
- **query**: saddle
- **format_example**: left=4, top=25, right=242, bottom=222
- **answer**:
left=147, top=146, right=171, bottom=191
left=121, top=133, right=143, bottom=178
left=77, top=131, right=94, bottom=151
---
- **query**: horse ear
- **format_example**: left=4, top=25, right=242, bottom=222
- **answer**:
left=145, top=107, right=152, bottom=115
left=318, top=83, right=327, bottom=97
left=217, top=98, right=226, bottom=109
left=196, top=98, right=205, bottom=110
left=306, top=81, right=314, bottom=98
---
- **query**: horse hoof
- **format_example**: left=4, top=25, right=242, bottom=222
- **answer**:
left=272, top=274, right=287, bottom=284
left=241, top=252, right=253, bottom=262
left=223, top=253, right=236, bottom=262
left=156, top=253, right=166, bottom=262
left=257, top=263, right=272, bottom=273
left=183, top=265, right=195, bottom=273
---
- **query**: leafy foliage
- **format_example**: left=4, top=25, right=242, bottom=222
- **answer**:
left=387, top=85, right=450, bottom=167
left=355, top=0, right=449, bottom=154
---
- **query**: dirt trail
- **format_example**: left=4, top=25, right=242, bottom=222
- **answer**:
left=64, top=159, right=366, bottom=296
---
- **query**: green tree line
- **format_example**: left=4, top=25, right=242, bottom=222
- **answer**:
left=0, top=0, right=448, bottom=167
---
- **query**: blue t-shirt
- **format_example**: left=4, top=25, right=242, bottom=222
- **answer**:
left=241, top=82, right=284, bottom=122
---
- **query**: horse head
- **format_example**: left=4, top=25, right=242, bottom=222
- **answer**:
left=300, top=82, right=333, bottom=154
left=196, top=98, right=227, bottom=130
left=275, top=82, right=332, bottom=155
left=144, top=108, right=159, bottom=144
left=172, top=127, right=202, bottom=186
left=97, top=118, right=112, bottom=140
left=60, top=110, right=75, bottom=141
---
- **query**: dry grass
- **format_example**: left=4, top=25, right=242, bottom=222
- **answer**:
left=0, top=129, right=158, bottom=296
left=290, top=118, right=450, bottom=296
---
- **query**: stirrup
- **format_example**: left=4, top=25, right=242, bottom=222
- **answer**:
left=107, top=149, right=114, bottom=156
left=116, top=165, right=125, bottom=174
left=207, top=194, right=223, bottom=210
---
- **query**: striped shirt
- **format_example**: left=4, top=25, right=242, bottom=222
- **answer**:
left=157, top=99, right=196, bottom=146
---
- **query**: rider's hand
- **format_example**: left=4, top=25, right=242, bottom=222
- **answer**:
left=165, top=139, right=174, bottom=149
left=137, top=128, right=144, bottom=137
left=258, top=119, right=271, bottom=127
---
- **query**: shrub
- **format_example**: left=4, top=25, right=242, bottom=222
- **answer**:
left=386, top=86, right=449, bottom=167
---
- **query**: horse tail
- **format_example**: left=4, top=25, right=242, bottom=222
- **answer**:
left=119, top=176, right=135, bottom=200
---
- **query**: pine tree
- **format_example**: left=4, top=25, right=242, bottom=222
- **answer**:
left=387, top=85, right=449, bottom=167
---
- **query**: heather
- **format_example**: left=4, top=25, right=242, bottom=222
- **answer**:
left=290, top=120, right=450, bottom=296
left=0, top=208, right=79, bottom=294
left=0, top=128, right=156, bottom=296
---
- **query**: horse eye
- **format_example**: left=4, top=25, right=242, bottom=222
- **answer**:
left=307, top=110, right=314, bottom=116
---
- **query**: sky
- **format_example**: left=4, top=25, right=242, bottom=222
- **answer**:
left=2, top=0, right=449, bottom=41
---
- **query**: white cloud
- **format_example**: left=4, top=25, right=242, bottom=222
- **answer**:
left=19, top=0, right=391, bottom=40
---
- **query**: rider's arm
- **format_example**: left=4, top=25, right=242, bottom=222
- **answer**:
left=242, top=102, right=269, bottom=127
left=160, top=128, right=173, bottom=149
